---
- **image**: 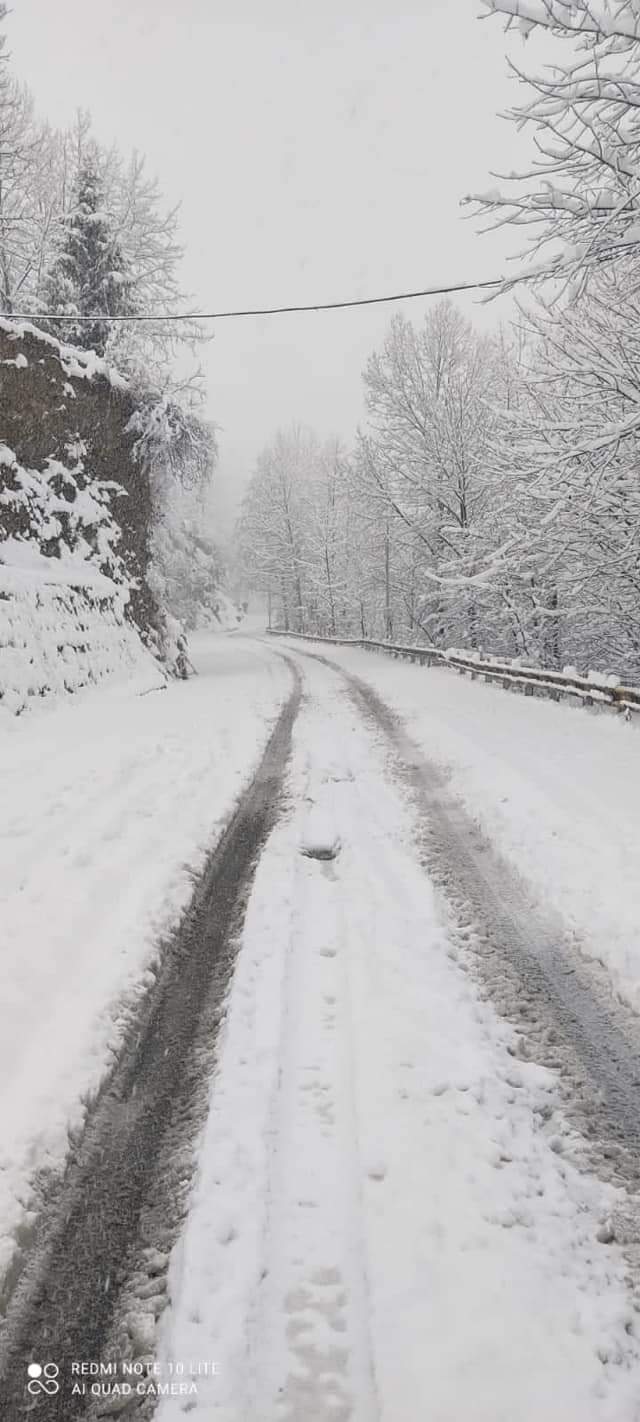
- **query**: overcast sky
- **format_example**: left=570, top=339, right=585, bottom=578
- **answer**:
left=8, top=0, right=534, bottom=534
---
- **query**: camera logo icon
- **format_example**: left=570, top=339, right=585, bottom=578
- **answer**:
left=27, top=1362, right=60, bottom=1396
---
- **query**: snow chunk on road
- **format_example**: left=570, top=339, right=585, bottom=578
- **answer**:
left=299, top=802, right=341, bottom=860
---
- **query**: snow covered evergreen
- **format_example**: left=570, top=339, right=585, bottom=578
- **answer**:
left=42, top=154, right=132, bottom=356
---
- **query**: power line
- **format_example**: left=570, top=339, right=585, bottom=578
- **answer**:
left=0, top=275, right=507, bottom=325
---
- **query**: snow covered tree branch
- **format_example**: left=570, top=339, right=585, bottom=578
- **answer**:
left=469, top=0, right=640, bottom=292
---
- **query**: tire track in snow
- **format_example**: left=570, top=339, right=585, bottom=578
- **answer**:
left=0, top=663, right=301, bottom=1422
left=160, top=649, right=640, bottom=1421
left=302, top=648, right=640, bottom=1238
left=153, top=663, right=384, bottom=1422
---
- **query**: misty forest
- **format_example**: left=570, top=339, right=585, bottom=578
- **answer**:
left=238, top=1, right=640, bottom=678
left=1, top=2, right=640, bottom=678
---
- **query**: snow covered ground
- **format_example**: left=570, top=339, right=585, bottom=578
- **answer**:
left=0, top=634, right=290, bottom=1295
left=157, top=654, right=640, bottom=1422
left=287, top=642, right=640, bottom=1016
left=5, top=630, right=640, bottom=1417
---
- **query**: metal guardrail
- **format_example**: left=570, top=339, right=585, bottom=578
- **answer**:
left=267, top=630, right=640, bottom=718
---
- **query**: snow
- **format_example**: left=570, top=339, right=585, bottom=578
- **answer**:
left=0, top=351, right=28, bottom=370
left=0, top=634, right=290, bottom=1295
left=0, top=436, right=133, bottom=633
left=0, top=561, right=152, bottom=715
left=156, top=653, right=640, bottom=1422
left=482, top=0, right=640, bottom=42
left=5, top=629, right=640, bottom=1414
left=0, top=316, right=128, bottom=390
left=299, top=802, right=341, bottom=860
left=290, top=643, right=640, bottom=1016
left=0, top=536, right=117, bottom=590
left=0, top=432, right=156, bottom=714
left=197, top=587, right=243, bottom=632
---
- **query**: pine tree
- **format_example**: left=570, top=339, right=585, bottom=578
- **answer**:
left=44, top=149, right=131, bottom=355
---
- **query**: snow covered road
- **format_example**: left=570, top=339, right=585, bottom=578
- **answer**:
left=293, top=642, right=640, bottom=1014
left=158, top=649, right=640, bottom=1422
left=3, top=634, right=640, bottom=1420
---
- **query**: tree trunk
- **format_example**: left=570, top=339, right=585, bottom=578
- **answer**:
left=280, top=575, right=290, bottom=631
left=384, top=517, right=392, bottom=640
left=324, top=547, right=337, bottom=637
